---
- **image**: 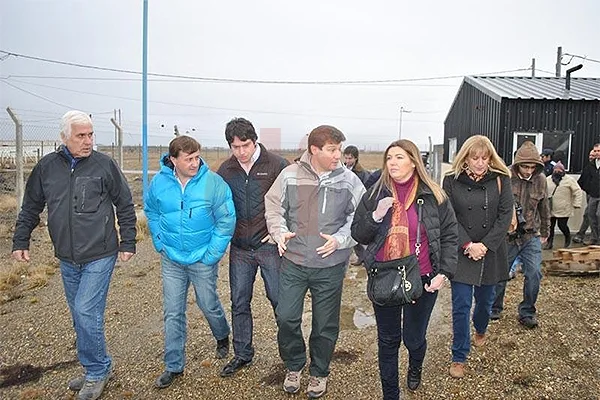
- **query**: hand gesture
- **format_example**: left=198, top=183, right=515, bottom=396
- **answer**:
left=424, top=274, right=447, bottom=292
left=277, top=232, right=297, bottom=256
left=373, top=197, right=395, bottom=221
left=12, top=249, right=30, bottom=262
left=316, top=232, right=340, bottom=258
left=466, top=242, right=487, bottom=261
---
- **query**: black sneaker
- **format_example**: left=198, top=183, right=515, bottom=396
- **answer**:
left=518, top=316, right=538, bottom=329
left=407, top=366, right=422, bottom=390
left=572, top=235, right=584, bottom=244
left=216, top=336, right=230, bottom=359
left=490, top=311, right=501, bottom=321
left=220, top=357, right=252, bottom=377
left=155, top=370, right=183, bottom=389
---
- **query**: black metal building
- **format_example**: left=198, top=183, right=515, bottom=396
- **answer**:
left=444, top=76, right=600, bottom=172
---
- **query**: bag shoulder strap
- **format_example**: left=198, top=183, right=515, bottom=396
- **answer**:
left=551, top=183, right=559, bottom=196
left=415, top=199, right=423, bottom=256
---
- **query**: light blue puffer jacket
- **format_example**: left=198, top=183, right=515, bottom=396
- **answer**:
left=144, top=155, right=236, bottom=266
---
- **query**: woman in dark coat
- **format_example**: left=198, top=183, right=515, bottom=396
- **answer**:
left=351, top=139, right=458, bottom=400
left=442, top=135, right=513, bottom=379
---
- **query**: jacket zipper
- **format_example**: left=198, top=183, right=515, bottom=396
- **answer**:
left=322, top=187, right=328, bottom=213
left=69, top=167, right=75, bottom=262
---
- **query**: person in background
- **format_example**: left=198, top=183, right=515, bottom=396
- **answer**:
left=541, top=148, right=555, bottom=177
left=491, top=141, right=550, bottom=329
left=265, top=125, right=365, bottom=398
left=545, top=161, right=583, bottom=249
left=12, top=110, right=137, bottom=400
left=343, top=145, right=371, bottom=184
left=145, top=135, right=235, bottom=389
left=351, top=139, right=457, bottom=400
left=442, top=135, right=513, bottom=379
left=216, top=118, right=289, bottom=377
left=573, top=148, right=598, bottom=244
left=343, top=145, right=371, bottom=266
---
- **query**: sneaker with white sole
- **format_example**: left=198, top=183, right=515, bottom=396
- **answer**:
left=77, top=370, right=113, bottom=400
left=307, top=375, right=327, bottom=398
left=283, top=370, right=302, bottom=394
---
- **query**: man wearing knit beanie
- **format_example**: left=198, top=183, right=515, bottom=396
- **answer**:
left=491, top=141, right=550, bottom=329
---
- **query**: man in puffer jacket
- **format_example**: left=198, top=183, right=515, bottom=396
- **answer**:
left=145, top=135, right=236, bottom=389
left=491, top=141, right=550, bottom=329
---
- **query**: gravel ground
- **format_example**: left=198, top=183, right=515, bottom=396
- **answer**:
left=1, top=231, right=600, bottom=400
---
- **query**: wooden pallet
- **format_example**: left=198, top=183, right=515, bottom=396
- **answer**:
left=544, top=246, right=600, bottom=276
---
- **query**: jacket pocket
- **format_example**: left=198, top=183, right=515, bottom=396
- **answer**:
left=74, top=176, right=103, bottom=213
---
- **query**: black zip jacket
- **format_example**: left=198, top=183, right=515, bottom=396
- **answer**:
left=351, top=182, right=458, bottom=279
left=217, top=143, right=289, bottom=250
left=578, top=161, right=600, bottom=198
left=13, top=147, right=137, bottom=263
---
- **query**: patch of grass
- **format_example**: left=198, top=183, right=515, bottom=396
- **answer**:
left=0, top=263, right=27, bottom=291
left=136, top=212, right=148, bottom=242
left=0, top=194, right=17, bottom=211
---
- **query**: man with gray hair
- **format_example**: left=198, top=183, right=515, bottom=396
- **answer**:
left=12, top=110, right=137, bottom=400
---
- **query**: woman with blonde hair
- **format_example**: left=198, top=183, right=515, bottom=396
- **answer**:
left=442, top=135, right=513, bottom=379
left=351, top=139, right=458, bottom=399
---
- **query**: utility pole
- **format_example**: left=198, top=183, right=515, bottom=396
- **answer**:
left=531, top=58, right=536, bottom=77
left=399, top=106, right=411, bottom=140
left=555, top=46, right=562, bottom=77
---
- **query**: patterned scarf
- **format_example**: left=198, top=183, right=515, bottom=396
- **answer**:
left=382, top=175, right=419, bottom=261
left=464, top=165, right=488, bottom=182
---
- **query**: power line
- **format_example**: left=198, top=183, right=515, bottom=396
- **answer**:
left=2, top=74, right=458, bottom=87
left=0, top=49, right=530, bottom=85
left=2, top=78, right=442, bottom=122
left=1, top=80, right=75, bottom=109
left=563, top=53, right=600, bottom=64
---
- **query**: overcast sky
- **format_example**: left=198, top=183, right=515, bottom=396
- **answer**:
left=1, top=0, right=600, bottom=151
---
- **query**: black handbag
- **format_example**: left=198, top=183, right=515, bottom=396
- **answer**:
left=366, top=199, right=424, bottom=306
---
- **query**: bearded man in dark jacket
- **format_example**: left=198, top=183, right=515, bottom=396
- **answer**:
left=216, top=118, right=289, bottom=377
left=491, top=141, right=550, bottom=329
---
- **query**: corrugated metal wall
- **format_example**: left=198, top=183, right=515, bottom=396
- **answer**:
left=501, top=99, right=600, bottom=172
left=444, top=82, right=501, bottom=162
left=445, top=81, right=600, bottom=172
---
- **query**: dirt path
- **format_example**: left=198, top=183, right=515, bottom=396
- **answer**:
left=1, top=237, right=599, bottom=399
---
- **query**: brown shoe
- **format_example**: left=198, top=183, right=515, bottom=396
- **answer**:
left=473, top=333, right=486, bottom=347
left=449, top=362, right=465, bottom=379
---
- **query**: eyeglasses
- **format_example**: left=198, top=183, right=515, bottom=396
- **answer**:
left=519, top=164, right=537, bottom=170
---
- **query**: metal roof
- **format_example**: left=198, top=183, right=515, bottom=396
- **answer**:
left=465, top=76, right=600, bottom=102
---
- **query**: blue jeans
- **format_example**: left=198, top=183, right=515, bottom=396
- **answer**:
left=161, top=255, right=230, bottom=372
left=229, top=243, right=281, bottom=361
left=276, top=259, right=346, bottom=377
left=451, top=281, right=496, bottom=362
left=60, top=254, right=117, bottom=381
left=373, top=277, right=438, bottom=400
left=492, top=236, right=543, bottom=319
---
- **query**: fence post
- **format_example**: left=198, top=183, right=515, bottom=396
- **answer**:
left=110, top=118, right=124, bottom=168
left=6, top=107, right=24, bottom=211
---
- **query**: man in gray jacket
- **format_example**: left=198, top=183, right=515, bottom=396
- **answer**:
left=265, top=125, right=365, bottom=398
left=12, top=110, right=137, bottom=400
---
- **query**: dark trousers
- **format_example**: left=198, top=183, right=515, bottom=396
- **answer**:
left=548, top=217, right=570, bottom=246
left=576, top=195, right=590, bottom=237
left=372, top=279, right=438, bottom=400
left=229, top=243, right=281, bottom=361
left=492, top=237, right=542, bottom=319
left=276, top=258, right=346, bottom=377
